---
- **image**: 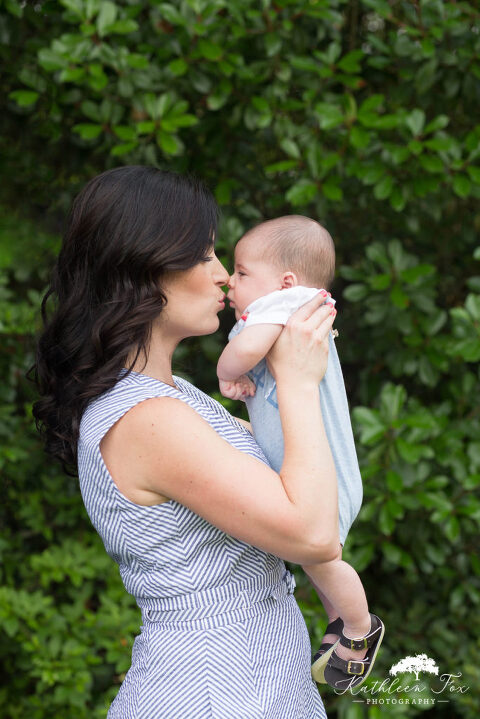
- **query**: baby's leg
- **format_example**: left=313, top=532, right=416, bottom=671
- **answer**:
left=303, top=550, right=371, bottom=660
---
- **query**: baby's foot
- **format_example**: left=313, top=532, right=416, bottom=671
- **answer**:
left=333, top=618, right=371, bottom=662
left=311, top=617, right=344, bottom=683
left=324, top=613, right=385, bottom=690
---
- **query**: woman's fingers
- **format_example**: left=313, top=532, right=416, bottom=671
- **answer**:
left=288, top=289, right=329, bottom=323
left=289, top=301, right=336, bottom=335
left=313, top=308, right=337, bottom=342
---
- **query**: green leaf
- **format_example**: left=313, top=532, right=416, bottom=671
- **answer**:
left=396, top=437, right=428, bottom=463
left=465, top=293, right=480, bottom=322
left=380, top=383, right=406, bottom=423
left=350, top=126, right=370, bottom=149
left=136, top=121, right=155, bottom=134
left=315, top=103, right=343, bottom=130
left=343, top=283, right=368, bottom=302
left=38, top=48, right=68, bottom=71
left=198, top=39, right=223, bottom=61
left=158, top=3, right=184, bottom=25
left=8, top=90, right=39, bottom=107
left=424, top=115, right=449, bottom=135
left=171, top=114, right=198, bottom=128
left=108, top=19, right=138, bottom=34
left=415, top=59, right=437, bottom=94
left=156, top=131, right=183, bottom=155
left=369, top=273, right=391, bottom=291
left=59, top=67, right=85, bottom=83
left=97, top=1, right=117, bottom=36
left=406, top=109, right=425, bottom=137
left=453, top=174, right=471, bottom=198
left=373, top=175, right=394, bottom=200
left=353, top=407, right=387, bottom=444
left=322, top=180, right=343, bottom=201
left=337, top=50, right=363, bottom=74
left=467, top=166, right=480, bottom=184
left=280, top=138, right=301, bottom=159
left=419, top=155, right=444, bottom=173
left=110, top=141, right=137, bottom=156
left=265, top=33, right=282, bottom=57
left=390, top=284, right=409, bottom=308
left=400, top=264, right=435, bottom=283
left=4, top=0, right=23, bottom=17
left=168, top=59, right=188, bottom=76
left=113, top=125, right=136, bottom=141
left=361, top=0, right=391, bottom=17
left=265, top=160, right=299, bottom=174
left=60, top=0, right=85, bottom=17
left=72, top=123, right=103, bottom=139
left=285, top=180, right=317, bottom=206
left=81, top=100, right=100, bottom=122
left=390, top=187, right=406, bottom=212
left=359, top=94, right=384, bottom=113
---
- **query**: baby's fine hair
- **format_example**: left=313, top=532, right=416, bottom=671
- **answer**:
left=241, top=215, right=335, bottom=289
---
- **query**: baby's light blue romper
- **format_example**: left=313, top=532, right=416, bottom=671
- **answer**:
left=228, top=286, right=363, bottom=546
left=78, top=369, right=327, bottom=719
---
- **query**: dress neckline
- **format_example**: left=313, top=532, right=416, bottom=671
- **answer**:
left=121, top=368, right=181, bottom=392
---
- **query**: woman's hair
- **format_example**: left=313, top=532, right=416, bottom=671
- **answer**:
left=30, top=165, right=218, bottom=475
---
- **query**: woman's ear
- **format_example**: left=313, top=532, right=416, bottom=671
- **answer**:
left=281, top=271, right=298, bottom=289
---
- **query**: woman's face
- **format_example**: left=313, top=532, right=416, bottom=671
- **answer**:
left=160, top=248, right=230, bottom=339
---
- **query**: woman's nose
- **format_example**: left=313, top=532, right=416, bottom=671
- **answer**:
left=214, top=257, right=230, bottom=285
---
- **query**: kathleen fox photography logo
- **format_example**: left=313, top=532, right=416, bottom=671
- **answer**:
left=334, top=653, right=471, bottom=706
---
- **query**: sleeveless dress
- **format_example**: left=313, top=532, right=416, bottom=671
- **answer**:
left=78, top=369, right=327, bottom=719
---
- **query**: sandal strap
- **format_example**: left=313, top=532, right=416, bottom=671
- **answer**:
left=328, top=650, right=370, bottom=676
left=325, top=617, right=344, bottom=636
left=339, top=613, right=382, bottom=651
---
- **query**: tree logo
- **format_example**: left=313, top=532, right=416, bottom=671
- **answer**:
left=389, top=653, right=440, bottom=681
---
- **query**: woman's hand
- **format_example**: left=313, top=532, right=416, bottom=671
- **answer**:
left=266, top=291, right=337, bottom=386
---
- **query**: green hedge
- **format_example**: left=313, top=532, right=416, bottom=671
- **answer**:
left=1, top=1, right=479, bottom=717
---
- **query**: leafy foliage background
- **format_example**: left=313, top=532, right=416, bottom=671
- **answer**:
left=1, top=0, right=479, bottom=717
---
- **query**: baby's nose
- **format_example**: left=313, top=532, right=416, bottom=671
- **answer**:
left=227, top=274, right=235, bottom=289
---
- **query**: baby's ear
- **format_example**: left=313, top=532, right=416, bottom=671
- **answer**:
left=281, top=271, right=298, bottom=289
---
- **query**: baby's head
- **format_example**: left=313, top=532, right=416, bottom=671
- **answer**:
left=227, top=215, right=335, bottom=320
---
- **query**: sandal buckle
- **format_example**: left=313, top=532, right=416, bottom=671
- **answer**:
left=349, top=637, right=368, bottom=650
left=347, top=661, right=365, bottom=676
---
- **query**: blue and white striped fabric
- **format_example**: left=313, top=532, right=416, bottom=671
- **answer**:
left=78, top=370, right=327, bottom=718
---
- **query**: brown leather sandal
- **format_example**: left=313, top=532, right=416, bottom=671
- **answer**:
left=323, top=613, right=385, bottom=690
left=311, top=616, right=344, bottom=684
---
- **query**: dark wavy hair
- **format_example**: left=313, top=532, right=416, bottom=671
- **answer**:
left=30, top=166, right=219, bottom=475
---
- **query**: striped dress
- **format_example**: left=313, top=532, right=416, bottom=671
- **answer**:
left=78, top=369, right=327, bottom=719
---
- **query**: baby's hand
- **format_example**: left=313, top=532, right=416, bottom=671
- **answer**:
left=219, top=375, right=256, bottom=401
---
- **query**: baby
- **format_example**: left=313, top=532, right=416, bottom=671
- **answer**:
left=217, top=216, right=384, bottom=690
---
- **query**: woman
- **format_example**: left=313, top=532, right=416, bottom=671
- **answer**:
left=33, top=166, right=339, bottom=718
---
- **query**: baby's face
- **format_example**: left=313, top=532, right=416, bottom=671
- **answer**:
left=227, top=238, right=283, bottom=320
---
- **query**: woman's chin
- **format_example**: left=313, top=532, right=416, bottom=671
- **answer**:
left=191, top=316, right=220, bottom=337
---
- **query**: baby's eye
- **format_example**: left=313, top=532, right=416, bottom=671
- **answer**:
left=237, top=271, right=246, bottom=277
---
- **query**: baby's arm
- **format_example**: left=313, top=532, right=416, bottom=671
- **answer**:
left=217, top=324, right=283, bottom=382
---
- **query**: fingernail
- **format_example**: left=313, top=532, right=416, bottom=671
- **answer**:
left=320, top=290, right=327, bottom=296
left=331, top=308, right=337, bottom=315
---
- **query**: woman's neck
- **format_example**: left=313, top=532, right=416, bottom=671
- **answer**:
left=127, top=326, right=179, bottom=387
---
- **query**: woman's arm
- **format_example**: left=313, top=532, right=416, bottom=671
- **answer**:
left=101, top=298, right=339, bottom=565
left=217, top=324, right=283, bottom=381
